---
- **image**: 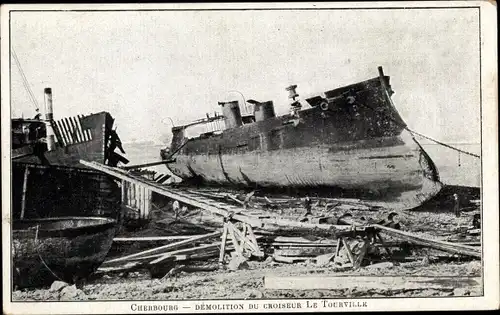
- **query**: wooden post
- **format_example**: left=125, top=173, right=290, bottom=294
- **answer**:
left=246, top=224, right=260, bottom=248
left=138, top=185, right=143, bottom=219
left=342, top=238, right=355, bottom=265
left=353, top=239, right=370, bottom=269
left=227, top=222, right=243, bottom=256
left=20, top=166, right=30, bottom=219
left=335, top=237, right=342, bottom=257
left=144, top=188, right=151, bottom=219
left=219, top=224, right=229, bottom=267
left=376, top=232, right=392, bottom=256
left=132, top=183, right=137, bottom=211
left=119, top=180, right=126, bottom=224
left=231, top=223, right=261, bottom=254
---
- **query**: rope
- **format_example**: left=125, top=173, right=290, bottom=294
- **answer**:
left=11, top=47, right=40, bottom=112
left=405, top=128, right=480, bottom=159
left=34, top=225, right=64, bottom=282
left=349, top=92, right=480, bottom=159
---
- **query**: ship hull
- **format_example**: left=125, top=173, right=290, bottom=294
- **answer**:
left=165, top=74, right=443, bottom=210
left=167, top=131, right=441, bottom=209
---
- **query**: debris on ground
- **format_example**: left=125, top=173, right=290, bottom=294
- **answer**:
left=12, top=181, right=482, bottom=301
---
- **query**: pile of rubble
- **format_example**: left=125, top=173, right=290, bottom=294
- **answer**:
left=12, top=184, right=481, bottom=301
left=98, top=190, right=481, bottom=281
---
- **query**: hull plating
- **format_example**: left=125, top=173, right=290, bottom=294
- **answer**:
left=168, top=131, right=442, bottom=209
left=165, top=75, right=443, bottom=210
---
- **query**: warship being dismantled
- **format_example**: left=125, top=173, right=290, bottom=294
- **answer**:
left=161, top=67, right=443, bottom=210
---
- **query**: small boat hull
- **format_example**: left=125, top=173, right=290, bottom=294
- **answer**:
left=12, top=217, right=117, bottom=289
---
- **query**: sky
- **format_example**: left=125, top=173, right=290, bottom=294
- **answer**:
left=9, top=8, right=480, bottom=144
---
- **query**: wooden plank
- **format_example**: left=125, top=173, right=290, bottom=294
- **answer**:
left=127, top=182, right=133, bottom=208
left=71, top=116, right=84, bottom=142
left=342, top=237, right=355, bottom=264
left=376, top=232, right=392, bottom=255
left=247, top=225, right=260, bottom=250
left=65, top=117, right=78, bottom=143
left=121, top=181, right=127, bottom=204
left=61, top=118, right=74, bottom=144
left=231, top=223, right=261, bottom=253
left=264, top=276, right=481, bottom=291
left=12, top=147, right=34, bottom=160
left=263, top=242, right=337, bottom=248
left=104, top=230, right=222, bottom=264
left=227, top=222, right=243, bottom=255
left=80, top=160, right=376, bottom=235
left=156, top=174, right=171, bottom=184
left=353, top=240, right=370, bottom=269
left=272, top=255, right=310, bottom=263
left=274, top=247, right=336, bottom=257
left=67, top=117, right=80, bottom=142
left=55, top=120, right=69, bottom=146
left=80, top=160, right=263, bottom=227
left=131, top=183, right=137, bottom=209
left=113, top=235, right=204, bottom=242
left=121, top=159, right=176, bottom=170
left=219, top=224, right=229, bottom=265
left=20, top=166, right=30, bottom=219
left=124, top=240, right=239, bottom=263
left=137, top=184, right=143, bottom=217
left=51, top=121, right=65, bottom=146
left=149, top=242, right=228, bottom=265
left=335, top=238, right=342, bottom=256
left=77, top=115, right=88, bottom=141
left=144, top=188, right=151, bottom=219
left=260, top=236, right=339, bottom=244
left=338, top=217, right=481, bottom=258
left=375, top=224, right=481, bottom=258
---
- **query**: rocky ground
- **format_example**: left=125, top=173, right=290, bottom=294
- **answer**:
left=12, top=187, right=482, bottom=301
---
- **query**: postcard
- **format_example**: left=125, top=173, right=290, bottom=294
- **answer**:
left=2, top=2, right=498, bottom=314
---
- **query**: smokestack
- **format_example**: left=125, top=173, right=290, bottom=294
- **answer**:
left=44, top=88, right=56, bottom=151
left=253, top=101, right=276, bottom=122
left=218, top=100, right=243, bottom=129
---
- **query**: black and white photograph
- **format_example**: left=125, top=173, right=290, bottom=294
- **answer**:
left=1, top=2, right=498, bottom=313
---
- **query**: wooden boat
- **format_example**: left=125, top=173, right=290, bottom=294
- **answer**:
left=161, top=67, right=443, bottom=210
left=12, top=217, right=117, bottom=289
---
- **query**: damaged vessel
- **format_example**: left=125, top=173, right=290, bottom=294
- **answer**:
left=11, top=88, right=128, bottom=220
left=161, top=67, right=442, bottom=210
left=12, top=88, right=128, bottom=168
